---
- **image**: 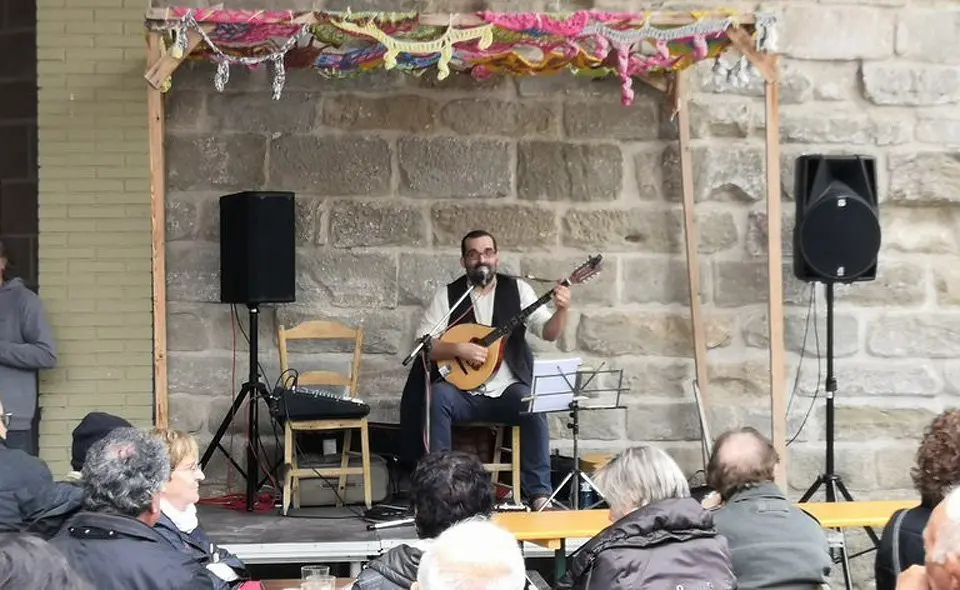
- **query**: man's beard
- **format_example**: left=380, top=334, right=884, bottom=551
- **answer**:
left=468, top=263, right=495, bottom=287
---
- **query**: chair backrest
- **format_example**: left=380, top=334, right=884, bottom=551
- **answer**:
left=277, top=320, right=364, bottom=398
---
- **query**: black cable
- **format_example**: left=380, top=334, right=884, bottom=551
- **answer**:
left=786, top=285, right=823, bottom=446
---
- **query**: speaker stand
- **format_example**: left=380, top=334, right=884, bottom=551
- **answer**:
left=200, top=303, right=270, bottom=512
left=798, top=283, right=880, bottom=590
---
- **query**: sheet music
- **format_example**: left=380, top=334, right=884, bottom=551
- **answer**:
left=528, top=357, right=583, bottom=413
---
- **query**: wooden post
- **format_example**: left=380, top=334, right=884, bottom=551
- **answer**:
left=675, top=70, right=711, bottom=431
left=147, top=32, right=169, bottom=428
left=764, top=56, right=787, bottom=489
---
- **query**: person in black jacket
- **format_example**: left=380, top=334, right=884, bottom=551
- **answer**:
left=876, top=409, right=960, bottom=590
left=0, top=397, right=84, bottom=538
left=351, top=451, right=496, bottom=590
left=152, top=428, right=248, bottom=589
left=556, top=445, right=736, bottom=590
left=0, top=533, right=89, bottom=590
left=50, top=427, right=215, bottom=590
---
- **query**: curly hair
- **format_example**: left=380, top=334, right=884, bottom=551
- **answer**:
left=911, top=409, right=960, bottom=507
left=81, top=427, right=170, bottom=518
left=411, top=451, right=495, bottom=540
left=706, top=427, right=779, bottom=500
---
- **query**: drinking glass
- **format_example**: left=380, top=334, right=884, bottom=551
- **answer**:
left=301, top=565, right=330, bottom=580
left=302, top=575, right=335, bottom=590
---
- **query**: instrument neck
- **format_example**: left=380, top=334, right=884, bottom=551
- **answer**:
left=478, top=278, right=569, bottom=347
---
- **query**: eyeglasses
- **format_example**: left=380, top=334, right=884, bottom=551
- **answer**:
left=464, top=248, right=497, bottom=262
left=175, top=462, right=202, bottom=473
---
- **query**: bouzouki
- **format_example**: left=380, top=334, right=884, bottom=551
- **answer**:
left=437, top=255, right=604, bottom=391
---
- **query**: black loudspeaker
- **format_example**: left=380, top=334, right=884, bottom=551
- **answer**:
left=219, top=191, right=296, bottom=304
left=793, top=155, right=881, bottom=284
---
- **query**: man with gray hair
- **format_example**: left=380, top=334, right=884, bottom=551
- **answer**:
left=898, top=487, right=960, bottom=590
left=50, top=427, right=215, bottom=590
left=413, top=518, right=526, bottom=590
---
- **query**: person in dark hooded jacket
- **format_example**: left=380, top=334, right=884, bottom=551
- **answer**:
left=556, top=445, right=736, bottom=590
left=351, top=451, right=496, bottom=590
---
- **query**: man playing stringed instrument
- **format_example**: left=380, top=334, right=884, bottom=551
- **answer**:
left=413, top=230, right=572, bottom=512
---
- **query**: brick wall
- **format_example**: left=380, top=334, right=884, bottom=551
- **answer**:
left=36, top=0, right=154, bottom=473
left=0, top=0, right=38, bottom=289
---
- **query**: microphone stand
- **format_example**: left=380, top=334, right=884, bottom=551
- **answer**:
left=402, top=273, right=483, bottom=367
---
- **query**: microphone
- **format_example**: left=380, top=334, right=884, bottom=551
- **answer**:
left=469, top=265, right=492, bottom=287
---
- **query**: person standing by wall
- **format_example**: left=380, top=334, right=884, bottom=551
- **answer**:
left=0, top=240, right=57, bottom=455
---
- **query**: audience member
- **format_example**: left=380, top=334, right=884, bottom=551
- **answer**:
left=0, top=239, right=57, bottom=456
left=152, top=428, right=248, bottom=589
left=352, top=451, right=496, bottom=589
left=64, top=412, right=133, bottom=481
left=0, top=533, right=89, bottom=590
left=878, top=409, right=960, bottom=590
left=896, top=487, right=960, bottom=590
left=413, top=518, right=525, bottom=590
left=51, top=427, right=216, bottom=590
left=556, top=444, right=735, bottom=590
left=705, top=427, right=831, bottom=589
left=0, top=397, right=83, bottom=538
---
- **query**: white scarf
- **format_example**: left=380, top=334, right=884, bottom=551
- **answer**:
left=159, top=498, right=199, bottom=534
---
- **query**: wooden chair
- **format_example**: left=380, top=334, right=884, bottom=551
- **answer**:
left=277, top=320, right=372, bottom=515
left=457, top=422, right=522, bottom=503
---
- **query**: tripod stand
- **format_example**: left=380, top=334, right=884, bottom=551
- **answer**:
left=540, top=397, right=605, bottom=511
left=200, top=303, right=272, bottom=512
left=799, top=283, right=880, bottom=589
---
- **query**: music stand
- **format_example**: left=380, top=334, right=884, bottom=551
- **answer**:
left=523, top=359, right=628, bottom=512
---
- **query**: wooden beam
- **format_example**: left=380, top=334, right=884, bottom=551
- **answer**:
left=144, top=7, right=759, bottom=27
left=147, top=31, right=169, bottom=428
left=675, top=70, right=711, bottom=443
left=764, top=56, right=787, bottom=489
left=726, top=27, right=778, bottom=84
left=144, top=28, right=205, bottom=90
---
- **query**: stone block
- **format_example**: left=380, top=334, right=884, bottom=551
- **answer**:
left=706, top=359, right=779, bottom=401
left=889, top=151, right=960, bottom=205
left=744, top=209, right=794, bottom=259
left=709, top=403, right=817, bottom=444
left=167, top=134, right=266, bottom=191
left=520, top=255, right=617, bottom=307
left=269, top=135, right=391, bottom=196
left=634, top=145, right=670, bottom=200
left=165, top=242, right=220, bottom=303
left=295, top=196, right=326, bottom=246
left=517, top=141, right=622, bottom=202
left=168, top=394, right=208, bottom=435
left=780, top=109, right=912, bottom=146
left=835, top=260, right=926, bottom=307
left=896, top=12, right=960, bottom=64
left=861, top=62, right=960, bottom=106
left=168, top=353, right=236, bottom=397
left=916, top=110, right=960, bottom=146
left=687, top=97, right=762, bottom=139
left=663, top=144, right=765, bottom=203
left=366, top=398, right=401, bottom=424
left=297, top=249, right=397, bottom=309
left=787, top=443, right=878, bottom=492
left=412, top=71, right=512, bottom=93
left=165, top=191, right=203, bottom=242
left=868, top=314, right=960, bottom=358
left=743, top=306, right=860, bottom=358
left=198, top=302, right=276, bottom=353
left=207, top=394, right=277, bottom=437
left=431, top=204, right=557, bottom=251
left=358, top=356, right=410, bottom=400
left=516, top=73, right=623, bottom=101
left=329, top=201, right=427, bottom=248
left=935, top=262, right=960, bottom=306
left=207, top=92, right=317, bottom=134
left=779, top=5, right=895, bottom=60
left=275, top=305, right=406, bottom=356
left=625, top=401, right=701, bottom=441
left=830, top=361, right=942, bottom=398
left=696, top=60, right=813, bottom=104
left=835, top=406, right=936, bottom=441
left=166, top=302, right=222, bottom=352
left=714, top=261, right=803, bottom=308
left=398, top=137, right=511, bottom=198
left=440, top=99, right=557, bottom=137
left=608, top=358, right=694, bottom=402
left=550, top=408, right=625, bottom=441
left=562, top=98, right=660, bottom=140
left=165, top=90, right=204, bottom=131
left=621, top=256, right=708, bottom=305
left=561, top=206, right=737, bottom=255
left=576, top=311, right=733, bottom=357
left=874, top=443, right=921, bottom=490
left=397, top=253, right=463, bottom=307
left=881, top=207, right=958, bottom=254
left=941, top=364, right=960, bottom=394
left=321, top=95, right=439, bottom=132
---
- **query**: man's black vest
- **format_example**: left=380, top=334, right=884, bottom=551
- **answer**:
left=398, top=274, right=535, bottom=465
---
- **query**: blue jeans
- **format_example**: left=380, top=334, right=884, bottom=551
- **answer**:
left=428, top=380, right=553, bottom=498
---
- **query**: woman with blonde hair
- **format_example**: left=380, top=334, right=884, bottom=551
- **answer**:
left=151, top=428, right=248, bottom=589
left=556, top=444, right=736, bottom=590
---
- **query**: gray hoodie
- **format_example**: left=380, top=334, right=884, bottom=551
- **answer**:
left=0, top=278, right=56, bottom=431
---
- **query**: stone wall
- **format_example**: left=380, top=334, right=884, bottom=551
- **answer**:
left=163, top=3, right=958, bottom=583
left=37, top=0, right=155, bottom=473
